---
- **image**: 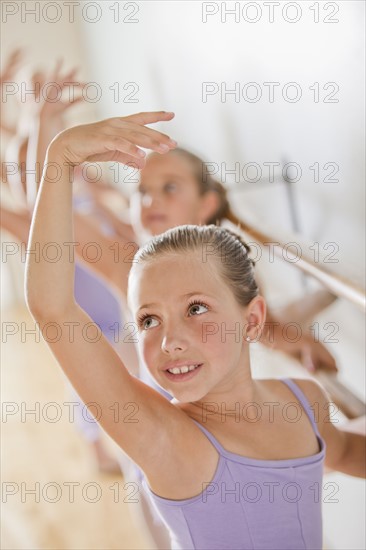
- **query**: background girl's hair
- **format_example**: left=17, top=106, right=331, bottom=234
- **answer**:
left=169, top=148, right=249, bottom=230
left=133, top=224, right=258, bottom=307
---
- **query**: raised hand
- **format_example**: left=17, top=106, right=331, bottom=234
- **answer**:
left=49, top=112, right=177, bottom=168
left=38, top=60, right=85, bottom=122
left=0, top=48, right=25, bottom=134
left=297, top=334, right=338, bottom=373
left=0, top=48, right=24, bottom=85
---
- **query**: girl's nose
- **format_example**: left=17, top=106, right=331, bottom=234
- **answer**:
left=142, top=190, right=163, bottom=209
left=161, top=330, right=188, bottom=355
left=141, top=193, right=153, bottom=208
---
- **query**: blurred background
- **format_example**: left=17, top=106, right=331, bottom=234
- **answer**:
left=1, top=1, right=365, bottom=549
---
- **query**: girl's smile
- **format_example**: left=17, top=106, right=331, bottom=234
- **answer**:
left=162, top=361, right=204, bottom=382
left=128, top=250, right=263, bottom=403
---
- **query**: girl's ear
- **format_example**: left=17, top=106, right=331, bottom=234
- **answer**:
left=198, top=191, right=221, bottom=224
left=245, top=296, right=267, bottom=342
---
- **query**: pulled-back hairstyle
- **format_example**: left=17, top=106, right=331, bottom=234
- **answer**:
left=167, top=148, right=250, bottom=229
left=132, top=224, right=258, bottom=307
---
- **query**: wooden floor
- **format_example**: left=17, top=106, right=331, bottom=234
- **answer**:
left=1, top=305, right=153, bottom=550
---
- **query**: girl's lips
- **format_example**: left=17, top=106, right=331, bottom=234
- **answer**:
left=146, top=214, right=167, bottom=222
left=163, top=364, right=203, bottom=382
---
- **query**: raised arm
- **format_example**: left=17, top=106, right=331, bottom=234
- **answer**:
left=295, top=379, right=365, bottom=478
left=73, top=211, right=136, bottom=298
left=263, top=306, right=337, bottom=372
left=0, top=48, right=24, bottom=135
left=24, top=113, right=190, bottom=476
left=26, top=62, right=84, bottom=208
left=0, top=205, right=31, bottom=243
left=252, top=276, right=337, bottom=372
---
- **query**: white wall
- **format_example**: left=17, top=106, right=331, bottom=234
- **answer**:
left=0, top=0, right=97, bottom=132
left=2, top=1, right=364, bottom=301
left=78, top=0, right=365, bottom=301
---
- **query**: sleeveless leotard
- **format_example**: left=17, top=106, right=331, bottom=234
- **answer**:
left=142, top=378, right=326, bottom=550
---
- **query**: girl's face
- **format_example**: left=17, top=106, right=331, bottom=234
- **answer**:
left=130, top=153, right=214, bottom=237
left=128, top=252, right=251, bottom=403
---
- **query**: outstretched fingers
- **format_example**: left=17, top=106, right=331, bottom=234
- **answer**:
left=105, top=135, right=147, bottom=159
left=51, top=111, right=176, bottom=167
left=86, top=149, right=146, bottom=169
left=123, top=110, right=175, bottom=126
left=106, top=116, right=177, bottom=155
left=117, top=120, right=176, bottom=151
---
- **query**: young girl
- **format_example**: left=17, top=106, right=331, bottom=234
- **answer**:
left=25, top=112, right=365, bottom=549
left=75, top=144, right=338, bottom=376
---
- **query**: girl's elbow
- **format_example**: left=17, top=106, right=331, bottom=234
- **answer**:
left=25, top=288, right=74, bottom=323
left=24, top=294, right=51, bottom=322
left=24, top=285, right=42, bottom=318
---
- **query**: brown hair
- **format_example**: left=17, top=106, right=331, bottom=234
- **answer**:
left=167, top=148, right=249, bottom=230
left=132, top=224, right=258, bottom=307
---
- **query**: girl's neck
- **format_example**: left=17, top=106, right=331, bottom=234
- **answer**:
left=174, top=372, right=263, bottom=427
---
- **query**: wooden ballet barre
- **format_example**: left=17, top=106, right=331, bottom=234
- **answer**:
left=314, top=372, right=366, bottom=420
left=235, top=220, right=366, bottom=312
left=228, top=217, right=366, bottom=419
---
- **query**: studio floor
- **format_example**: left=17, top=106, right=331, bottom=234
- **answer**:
left=1, top=305, right=153, bottom=550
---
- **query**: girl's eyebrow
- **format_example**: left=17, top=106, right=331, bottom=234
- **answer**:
left=161, top=173, right=185, bottom=181
left=181, top=292, right=216, bottom=300
left=137, top=292, right=216, bottom=312
left=137, top=302, right=159, bottom=312
left=140, top=173, right=185, bottom=186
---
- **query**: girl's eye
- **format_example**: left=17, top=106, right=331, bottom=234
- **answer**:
left=188, top=302, right=209, bottom=316
left=138, top=187, right=146, bottom=195
left=164, top=182, right=178, bottom=193
left=139, top=316, right=159, bottom=330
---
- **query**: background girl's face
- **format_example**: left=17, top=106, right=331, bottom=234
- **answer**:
left=128, top=252, right=249, bottom=403
left=130, top=153, right=209, bottom=237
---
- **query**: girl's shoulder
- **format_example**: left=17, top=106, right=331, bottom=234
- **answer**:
left=280, top=377, right=328, bottom=410
left=258, top=376, right=325, bottom=402
left=258, top=377, right=330, bottom=435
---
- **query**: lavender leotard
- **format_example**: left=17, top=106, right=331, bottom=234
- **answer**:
left=74, top=262, right=121, bottom=342
left=142, top=378, right=326, bottom=550
left=72, top=262, right=122, bottom=441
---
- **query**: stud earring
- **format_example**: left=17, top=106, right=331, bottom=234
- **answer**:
left=246, top=336, right=251, bottom=342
